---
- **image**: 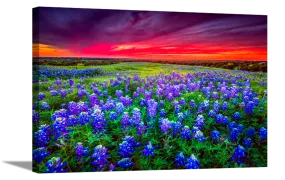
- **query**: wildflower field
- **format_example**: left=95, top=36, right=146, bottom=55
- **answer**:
left=32, top=62, right=267, bottom=173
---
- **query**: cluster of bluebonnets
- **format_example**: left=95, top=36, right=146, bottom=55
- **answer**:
left=33, top=66, right=115, bottom=82
left=33, top=68, right=267, bottom=173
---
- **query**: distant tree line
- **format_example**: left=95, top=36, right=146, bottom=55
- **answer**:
left=33, top=58, right=267, bottom=72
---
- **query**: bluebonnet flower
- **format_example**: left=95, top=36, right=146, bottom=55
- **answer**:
left=120, top=96, right=132, bottom=107
left=175, top=152, right=186, bottom=167
left=212, top=92, right=219, bottom=99
left=259, top=127, right=267, bottom=141
left=185, top=154, right=200, bottom=169
left=117, top=158, right=134, bottom=168
left=50, top=90, right=58, bottom=96
left=194, top=115, right=205, bottom=128
left=172, top=121, right=182, bottom=136
left=119, top=141, right=135, bottom=158
left=115, top=90, right=123, bottom=98
left=147, top=99, right=158, bottom=119
left=233, top=112, right=241, bottom=121
left=33, top=110, right=40, bottom=125
left=33, top=147, right=50, bottom=163
left=160, top=109, right=166, bottom=118
left=74, top=142, right=89, bottom=162
left=132, top=108, right=142, bottom=125
left=38, top=92, right=45, bottom=100
left=160, top=118, right=172, bottom=134
left=121, top=112, right=131, bottom=129
left=221, top=116, right=229, bottom=125
left=109, top=111, right=117, bottom=121
left=239, top=102, right=245, bottom=108
left=45, top=157, right=68, bottom=173
left=60, top=89, right=67, bottom=98
left=89, top=93, right=99, bottom=106
left=142, top=142, right=155, bottom=157
left=231, top=145, right=246, bottom=165
left=78, top=112, right=90, bottom=125
left=67, top=101, right=77, bottom=115
left=41, top=102, right=50, bottom=110
left=174, top=105, right=181, bottom=114
left=190, top=100, right=196, bottom=108
left=245, top=101, right=254, bottom=115
left=213, top=101, right=220, bottom=112
left=177, top=112, right=184, bottom=121
left=180, top=126, right=192, bottom=139
left=242, top=138, right=252, bottom=147
left=109, top=164, right=116, bottom=171
left=91, top=145, right=110, bottom=171
left=179, top=98, right=186, bottom=106
left=230, top=128, right=240, bottom=142
left=210, top=130, right=220, bottom=143
left=53, top=117, right=70, bottom=140
left=34, top=124, right=51, bottom=147
left=208, top=110, right=216, bottom=118
left=91, top=108, right=107, bottom=134
left=216, top=114, right=224, bottom=124
left=221, top=101, right=228, bottom=111
left=69, top=79, right=74, bottom=87
left=116, top=102, right=125, bottom=115
left=194, top=130, right=206, bottom=142
left=67, top=115, right=78, bottom=126
left=136, top=122, right=146, bottom=136
left=246, top=127, right=255, bottom=137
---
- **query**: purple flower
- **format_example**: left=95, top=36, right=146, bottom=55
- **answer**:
left=160, top=118, right=172, bottom=134
left=216, top=114, right=223, bottom=124
left=38, top=92, right=45, bottom=100
left=175, top=152, right=186, bottom=167
left=208, top=110, right=216, bottom=118
left=142, top=142, right=155, bottom=157
left=91, top=108, right=107, bottom=134
left=259, top=127, right=267, bottom=141
left=45, top=157, right=68, bottom=173
left=136, top=122, right=146, bottom=136
left=160, top=109, right=166, bottom=118
left=233, top=112, right=241, bottom=121
left=194, top=115, right=205, bottom=128
left=109, top=164, right=115, bottom=171
left=180, top=126, right=192, bottom=139
left=221, top=101, right=228, bottom=111
left=132, top=108, right=142, bottom=125
left=210, top=130, right=220, bottom=143
left=230, top=128, right=240, bottom=142
left=89, top=93, right=99, bottom=106
left=121, top=112, right=131, bottom=129
left=245, top=101, right=254, bottom=115
left=116, top=102, right=125, bottom=115
left=231, top=145, right=246, bottom=165
left=33, top=110, right=40, bottom=125
left=78, top=112, right=90, bottom=125
left=109, top=111, right=117, bottom=121
left=69, top=79, right=74, bottom=87
left=91, top=145, right=110, bottom=171
left=33, top=147, right=50, bottom=163
left=117, top=158, right=134, bottom=168
left=41, top=102, right=50, bottom=110
left=185, top=154, right=200, bottom=169
left=74, top=142, right=89, bottom=163
left=190, top=100, right=196, bottom=108
left=60, top=89, right=67, bottom=98
left=194, top=130, right=206, bottom=142
left=242, top=138, right=252, bottom=147
left=172, top=121, right=182, bottom=136
left=34, top=124, right=51, bottom=147
left=246, top=127, right=255, bottom=137
left=115, top=90, right=123, bottom=98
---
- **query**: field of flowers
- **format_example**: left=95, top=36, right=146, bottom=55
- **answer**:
left=32, top=62, right=267, bottom=173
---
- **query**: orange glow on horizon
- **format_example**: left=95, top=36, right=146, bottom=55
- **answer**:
left=33, top=43, right=267, bottom=61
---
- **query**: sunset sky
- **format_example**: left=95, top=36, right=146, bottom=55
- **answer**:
left=33, top=7, right=267, bottom=61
